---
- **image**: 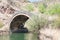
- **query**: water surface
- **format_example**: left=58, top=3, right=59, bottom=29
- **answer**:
left=0, top=33, right=38, bottom=40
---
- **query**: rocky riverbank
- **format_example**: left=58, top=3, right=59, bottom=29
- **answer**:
left=38, top=28, right=60, bottom=40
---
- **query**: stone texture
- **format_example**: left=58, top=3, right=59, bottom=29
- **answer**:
left=39, top=28, right=60, bottom=40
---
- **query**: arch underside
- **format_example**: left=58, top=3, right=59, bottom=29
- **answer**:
left=10, top=15, right=29, bottom=33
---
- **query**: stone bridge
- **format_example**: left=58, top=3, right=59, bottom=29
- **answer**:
left=6, top=11, right=35, bottom=33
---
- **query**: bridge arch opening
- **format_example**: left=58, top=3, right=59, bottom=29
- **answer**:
left=10, top=15, right=29, bottom=33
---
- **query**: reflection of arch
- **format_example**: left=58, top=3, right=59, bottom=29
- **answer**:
left=10, top=33, right=24, bottom=40
left=10, top=15, right=29, bottom=33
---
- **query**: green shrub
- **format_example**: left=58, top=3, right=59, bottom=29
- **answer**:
left=25, top=4, right=34, bottom=12
left=52, top=17, right=60, bottom=28
left=45, top=4, right=60, bottom=15
left=38, top=3, right=46, bottom=13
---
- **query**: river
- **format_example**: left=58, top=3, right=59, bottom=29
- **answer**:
left=0, top=33, right=38, bottom=40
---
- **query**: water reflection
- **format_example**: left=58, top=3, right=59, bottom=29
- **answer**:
left=10, top=33, right=24, bottom=40
left=0, top=33, right=38, bottom=40
left=25, top=33, right=38, bottom=40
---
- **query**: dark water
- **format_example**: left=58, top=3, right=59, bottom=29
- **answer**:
left=0, top=33, right=38, bottom=40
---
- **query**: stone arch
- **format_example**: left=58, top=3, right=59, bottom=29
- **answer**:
left=8, top=11, right=33, bottom=33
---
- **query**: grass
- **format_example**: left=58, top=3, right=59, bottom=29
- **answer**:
left=0, top=21, right=4, bottom=28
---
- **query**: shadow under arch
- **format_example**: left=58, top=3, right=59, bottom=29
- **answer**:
left=10, top=15, right=29, bottom=33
